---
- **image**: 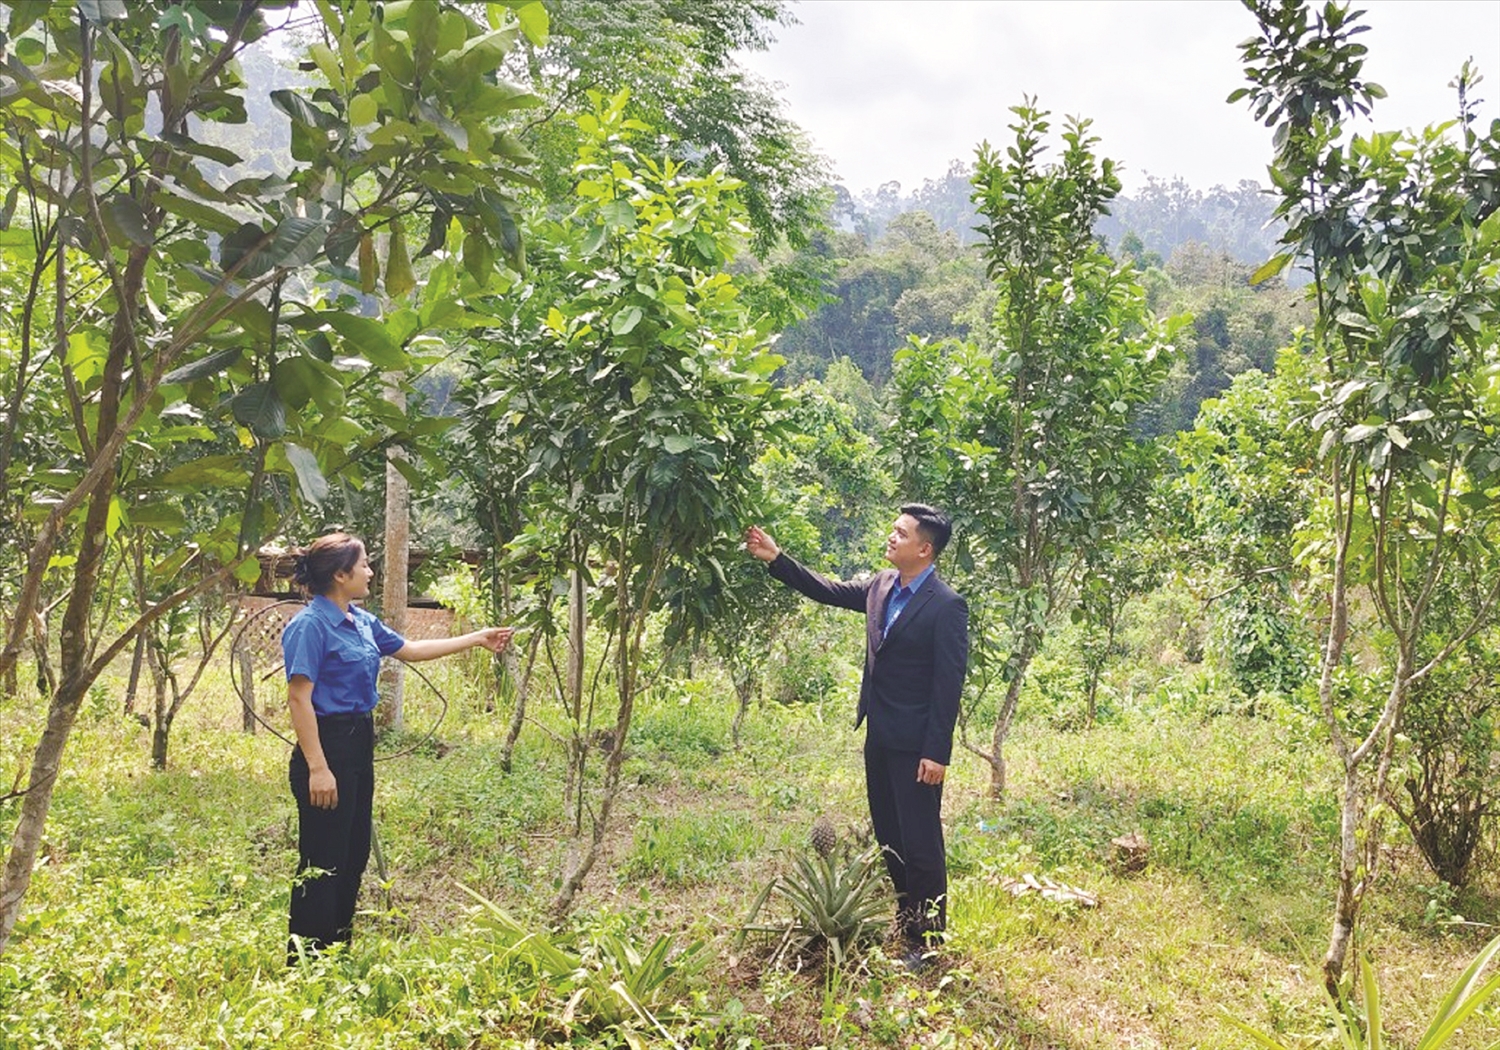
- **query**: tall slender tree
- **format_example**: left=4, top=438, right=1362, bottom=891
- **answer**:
left=1235, top=0, right=1500, bottom=990
left=0, top=0, right=545, bottom=954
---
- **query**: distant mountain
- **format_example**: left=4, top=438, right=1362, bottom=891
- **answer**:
left=837, top=164, right=1284, bottom=268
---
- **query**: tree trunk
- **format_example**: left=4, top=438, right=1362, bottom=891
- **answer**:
left=378, top=411, right=409, bottom=733
left=499, top=630, right=540, bottom=774
left=0, top=676, right=87, bottom=952
left=987, top=631, right=1040, bottom=798
left=150, top=717, right=171, bottom=771
left=124, top=634, right=145, bottom=718
left=1323, top=762, right=1365, bottom=996
left=238, top=647, right=256, bottom=733
left=730, top=668, right=755, bottom=749
left=562, top=564, right=586, bottom=806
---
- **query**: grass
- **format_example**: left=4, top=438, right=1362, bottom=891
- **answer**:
left=2, top=643, right=1499, bottom=1048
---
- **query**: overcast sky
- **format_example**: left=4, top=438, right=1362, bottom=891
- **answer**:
left=736, top=0, right=1500, bottom=196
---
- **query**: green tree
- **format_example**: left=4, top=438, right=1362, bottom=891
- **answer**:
left=1174, top=349, right=1320, bottom=700
left=452, top=92, right=787, bottom=915
left=890, top=102, right=1182, bottom=797
left=517, top=0, right=824, bottom=255
left=1235, top=0, right=1500, bottom=989
left=0, top=0, right=543, bottom=954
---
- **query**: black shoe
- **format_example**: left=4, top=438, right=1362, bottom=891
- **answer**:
left=898, top=947, right=931, bottom=973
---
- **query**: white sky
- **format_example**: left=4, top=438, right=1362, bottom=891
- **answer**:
left=736, top=0, right=1500, bottom=195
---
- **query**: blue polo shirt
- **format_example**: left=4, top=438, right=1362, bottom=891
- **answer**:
left=281, top=596, right=406, bottom=716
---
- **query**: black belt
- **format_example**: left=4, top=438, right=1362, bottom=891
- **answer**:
left=316, top=711, right=373, bottom=724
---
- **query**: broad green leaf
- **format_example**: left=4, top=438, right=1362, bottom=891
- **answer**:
left=0, top=184, right=19, bottom=230
left=6, top=0, right=50, bottom=36
left=126, top=502, right=187, bottom=531
left=321, top=312, right=405, bottom=368
left=601, top=198, right=636, bottom=229
left=156, top=189, right=243, bottom=234
left=77, top=0, right=128, bottom=21
left=1249, top=253, right=1292, bottom=286
left=219, top=222, right=273, bottom=278
left=158, top=131, right=242, bottom=168
left=349, top=92, right=377, bottom=126
left=325, top=218, right=361, bottom=269
left=234, top=557, right=263, bottom=585
left=105, top=196, right=153, bottom=246
left=270, top=88, right=337, bottom=129
left=105, top=496, right=125, bottom=537
left=514, top=1, right=549, bottom=46
left=155, top=456, right=250, bottom=488
left=231, top=382, right=287, bottom=438
left=611, top=306, right=643, bottom=336
left=162, top=347, right=242, bottom=385
left=270, top=216, right=328, bottom=268
left=284, top=443, right=330, bottom=505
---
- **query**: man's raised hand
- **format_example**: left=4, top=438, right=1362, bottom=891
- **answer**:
left=744, top=525, right=781, bottom=563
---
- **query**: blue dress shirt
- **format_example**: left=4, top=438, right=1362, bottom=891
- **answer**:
left=883, top=564, right=936, bottom=637
left=281, top=595, right=406, bottom=715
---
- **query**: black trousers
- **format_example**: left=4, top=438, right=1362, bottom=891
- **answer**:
left=864, top=742, right=946, bottom=947
left=288, top=713, right=374, bottom=962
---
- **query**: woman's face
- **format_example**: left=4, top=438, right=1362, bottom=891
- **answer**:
left=331, top=544, right=373, bottom=601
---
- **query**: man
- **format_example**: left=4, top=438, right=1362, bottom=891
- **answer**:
left=745, top=504, right=968, bottom=969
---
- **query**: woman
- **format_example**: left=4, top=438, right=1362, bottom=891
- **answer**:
left=281, top=532, right=511, bottom=961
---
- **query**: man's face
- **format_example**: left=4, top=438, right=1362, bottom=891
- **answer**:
left=884, top=513, right=931, bottom=574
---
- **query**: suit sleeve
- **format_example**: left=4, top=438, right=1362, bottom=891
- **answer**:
left=923, top=593, right=969, bottom=764
left=766, top=552, right=871, bottom=613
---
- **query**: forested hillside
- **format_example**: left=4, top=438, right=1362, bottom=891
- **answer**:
left=2, top=1, right=1499, bottom=1048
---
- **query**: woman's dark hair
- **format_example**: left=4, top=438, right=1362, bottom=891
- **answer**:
left=292, top=533, right=365, bottom=596
left=900, top=503, right=953, bottom=558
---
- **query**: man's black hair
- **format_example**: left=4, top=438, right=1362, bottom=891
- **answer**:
left=900, top=503, right=953, bottom=558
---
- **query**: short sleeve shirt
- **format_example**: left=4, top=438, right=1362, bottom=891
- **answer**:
left=281, top=595, right=406, bottom=715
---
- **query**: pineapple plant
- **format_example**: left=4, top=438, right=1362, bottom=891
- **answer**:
left=739, top=817, right=888, bottom=966
left=809, top=814, right=837, bottom=859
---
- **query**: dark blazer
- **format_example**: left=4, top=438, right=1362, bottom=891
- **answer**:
left=768, top=554, right=969, bottom=763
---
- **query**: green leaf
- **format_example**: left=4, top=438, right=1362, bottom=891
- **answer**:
left=601, top=198, right=636, bottom=229
left=234, top=556, right=263, bottom=585
left=349, top=92, right=378, bottom=126
left=270, top=88, right=337, bottom=129
left=219, top=222, right=273, bottom=278
left=158, top=131, right=242, bottom=168
left=611, top=306, right=643, bottom=336
left=321, top=313, right=405, bottom=369
left=231, top=382, right=287, bottom=438
left=156, top=189, right=244, bottom=234
left=284, top=443, right=330, bottom=505
left=514, top=1, right=549, bottom=45
left=270, top=216, right=328, bottom=268
left=105, top=196, right=153, bottom=246
left=324, top=218, right=362, bottom=269
left=0, top=184, right=19, bottom=230
left=126, top=502, right=187, bottom=531
left=663, top=434, right=696, bottom=454
left=163, top=347, right=242, bottom=385
left=7, top=0, right=51, bottom=36
left=1249, top=253, right=1293, bottom=285
left=155, top=456, right=250, bottom=488
left=77, top=0, right=128, bottom=21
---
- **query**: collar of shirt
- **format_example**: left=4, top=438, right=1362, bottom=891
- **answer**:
left=308, top=593, right=357, bottom=628
left=883, top=563, right=936, bottom=634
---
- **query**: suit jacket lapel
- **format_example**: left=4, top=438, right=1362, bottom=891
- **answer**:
left=881, top=574, right=937, bottom=647
left=868, top=570, right=896, bottom=660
